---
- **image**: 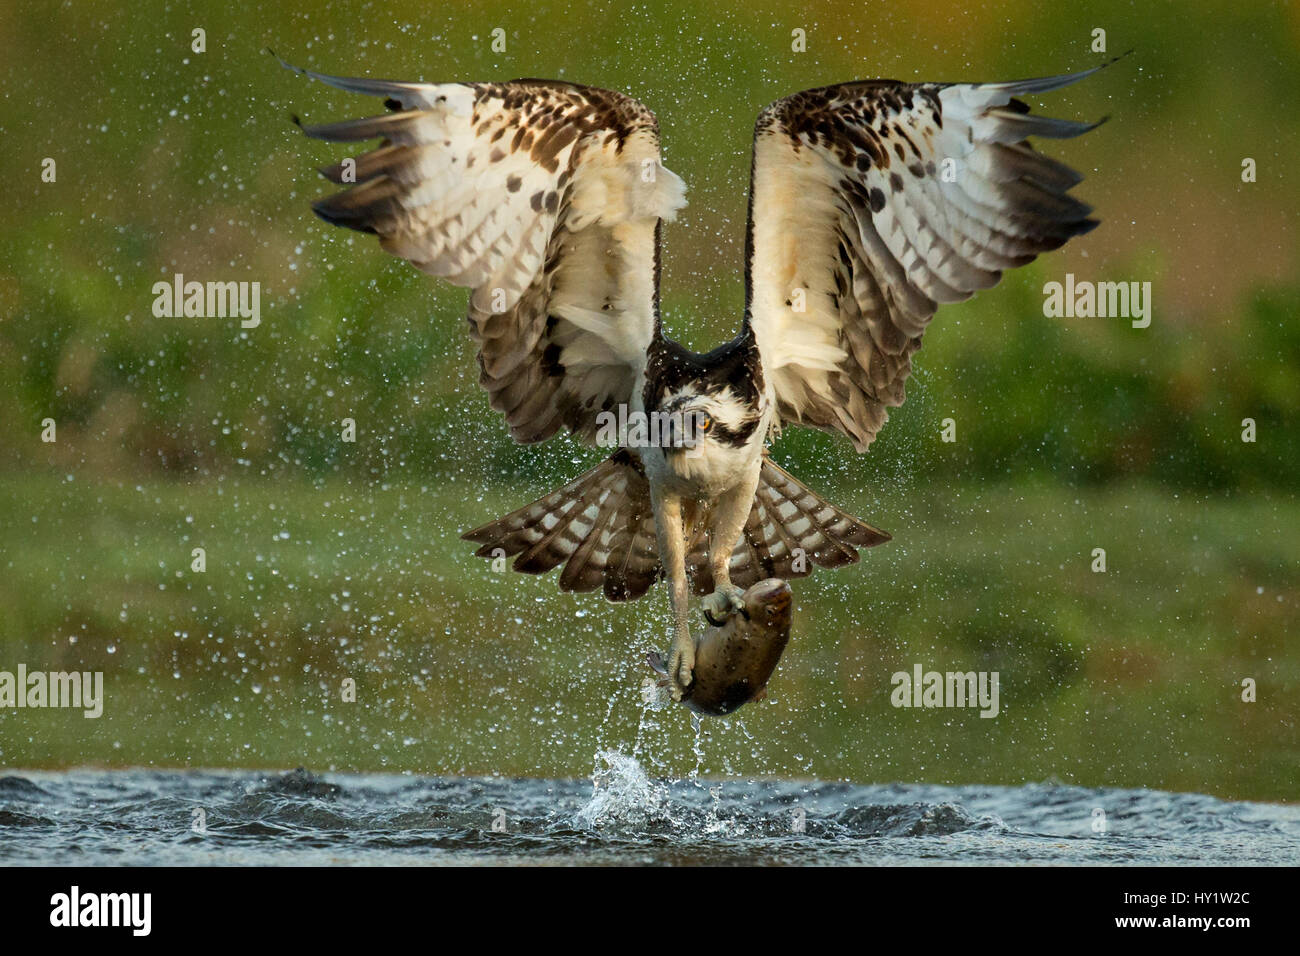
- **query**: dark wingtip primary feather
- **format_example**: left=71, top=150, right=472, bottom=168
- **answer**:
left=310, top=196, right=378, bottom=233
left=274, top=51, right=441, bottom=107
left=991, top=110, right=1108, bottom=140
left=270, top=49, right=316, bottom=81
left=979, top=49, right=1133, bottom=98
left=296, top=112, right=410, bottom=142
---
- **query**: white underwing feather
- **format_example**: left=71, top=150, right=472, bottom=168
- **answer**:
left=746, top=64, right=1108, bottom=451
left=297, top=68, right=686, bottom=445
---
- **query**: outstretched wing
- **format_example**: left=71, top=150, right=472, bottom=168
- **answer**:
left=745, top=62, right=1112, bottom=451
left=289, top=62, right=686, bottom=443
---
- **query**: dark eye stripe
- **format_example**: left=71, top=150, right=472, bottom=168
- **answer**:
left=711, top=414, right=761, bottom=448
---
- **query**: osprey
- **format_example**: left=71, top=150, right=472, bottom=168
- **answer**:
left=289, top=58, right=1108, bottom=699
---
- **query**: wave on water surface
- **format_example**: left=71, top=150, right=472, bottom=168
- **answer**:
left=2, top=753, right=1297, bottom=866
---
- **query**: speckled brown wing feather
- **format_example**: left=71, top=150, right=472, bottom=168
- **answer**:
left=686, top=455, right=891, bottom=595
left=465, top=450, right=889, bottom=602
left=745, top=62, right=1112, bottom=451
left=290, top=63, right=686, bottom=445
left=462, top=450, right=661, bottom=602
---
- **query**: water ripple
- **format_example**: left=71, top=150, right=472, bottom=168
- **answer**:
left=2, top=757, right=1296, bottom=866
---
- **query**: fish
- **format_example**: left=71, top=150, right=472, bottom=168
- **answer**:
left=646, top=577, right=792, bottom=716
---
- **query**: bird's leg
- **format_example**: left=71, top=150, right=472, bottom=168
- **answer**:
left=701, top=472, right=760, bottom=624
left=651, top=490, right=694, bottom=700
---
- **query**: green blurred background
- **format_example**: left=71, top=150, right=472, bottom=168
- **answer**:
left=0, top=0, right=1296, bottom=800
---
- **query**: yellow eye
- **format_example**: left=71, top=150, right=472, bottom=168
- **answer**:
left=698, top=414, right=713, bottom=433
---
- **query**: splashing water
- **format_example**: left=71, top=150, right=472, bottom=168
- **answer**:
left=575, top=750, right=672, bottom=830
left=3, top=764, right=1297, bottom=866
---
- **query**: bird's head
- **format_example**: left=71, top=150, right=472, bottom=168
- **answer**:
left=655, top=386, right=762, bottom=459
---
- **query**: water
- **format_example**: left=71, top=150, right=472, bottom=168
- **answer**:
left=4, top=754, right=1297, bottom=866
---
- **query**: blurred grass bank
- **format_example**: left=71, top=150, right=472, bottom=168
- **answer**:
left=2, top=473, right=1294, bottom=801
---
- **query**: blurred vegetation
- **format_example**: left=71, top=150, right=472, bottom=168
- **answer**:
left=0, top=0, right=1296, bottom=798
left=2, top=0, right=1298, bottom=492
left=1, top=474, right=1295, bottom=800
left=4, top=261, right=1298, bottom=492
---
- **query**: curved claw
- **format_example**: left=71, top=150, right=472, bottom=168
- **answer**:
left=702, top=585, right=747, bottom=626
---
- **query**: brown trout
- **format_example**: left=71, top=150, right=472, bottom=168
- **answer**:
left=647, top=578, right=792, bottom=716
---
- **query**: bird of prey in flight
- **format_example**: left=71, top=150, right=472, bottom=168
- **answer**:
left=288, top=56, right=1109, bottom=700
